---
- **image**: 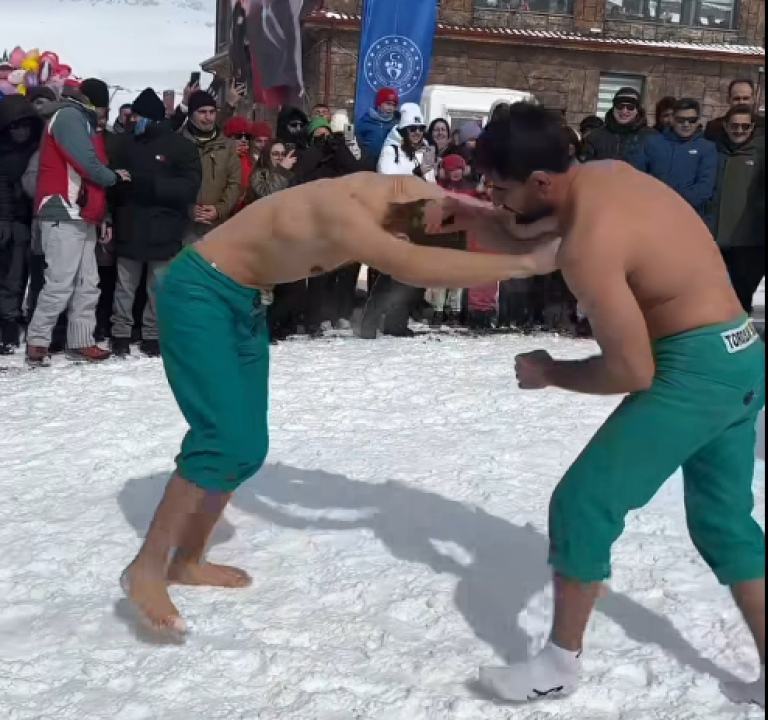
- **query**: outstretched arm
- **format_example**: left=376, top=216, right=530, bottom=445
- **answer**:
left=322, top=197, right=559, bottom=289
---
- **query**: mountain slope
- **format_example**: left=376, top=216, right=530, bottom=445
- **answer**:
left=3, top=0, right=217, bottom=109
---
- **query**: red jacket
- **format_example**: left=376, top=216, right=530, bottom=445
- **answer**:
left=35, top=101, right=116, bottom=225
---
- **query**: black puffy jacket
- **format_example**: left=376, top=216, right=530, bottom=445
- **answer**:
left=107, top=123, right=202, bottom=262
left=0, top=95, right=43, bottom=222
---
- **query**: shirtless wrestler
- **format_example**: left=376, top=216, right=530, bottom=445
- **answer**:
left=474, top=103, right=765, bottom=708
left=120, top=172, right=561, bottom=637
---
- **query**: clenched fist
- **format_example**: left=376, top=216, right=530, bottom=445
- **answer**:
left=515, top=350, right=555, bottom=390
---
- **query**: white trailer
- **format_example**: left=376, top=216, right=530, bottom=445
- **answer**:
left=420, top=84, right=535, bottom=129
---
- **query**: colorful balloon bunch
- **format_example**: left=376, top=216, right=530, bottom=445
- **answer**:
left=0, top=47, right=78, bottom=99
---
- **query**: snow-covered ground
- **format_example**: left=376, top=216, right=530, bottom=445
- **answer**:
left=0, top=332, right=764, bottom=720
left=3, top=0, right=216, bottom=110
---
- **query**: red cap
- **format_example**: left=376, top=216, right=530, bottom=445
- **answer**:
left=251, top=121, right=272, bottom=139
left=375, top=87, right=398, bottom=108
left=442, top=154, right=466, bottom=172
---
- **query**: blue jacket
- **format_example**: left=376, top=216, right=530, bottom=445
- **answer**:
left=355, top=108, right=397, bottom=161
left=640, top=129, right=717, bottom=219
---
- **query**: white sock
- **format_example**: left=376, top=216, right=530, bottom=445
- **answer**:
left=721, top=666, right=765, bottom=709
left=479, top=641, right=582, bottom=703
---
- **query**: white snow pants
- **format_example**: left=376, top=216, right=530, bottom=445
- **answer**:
left=27, top=220, right=99, bottom=350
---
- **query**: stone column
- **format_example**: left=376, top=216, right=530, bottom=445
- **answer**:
left=737, top=0, right=765, bottom=46
left=573, top=0, right=606, bottom=33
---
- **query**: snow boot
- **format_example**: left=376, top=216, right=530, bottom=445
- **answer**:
left=111, top=337, right=131, bottom=358
left=139, top=339, right=161, bottom=358
left=66, top=345, right=112, bottom=363
left=26, top=344, right=52, bottom=367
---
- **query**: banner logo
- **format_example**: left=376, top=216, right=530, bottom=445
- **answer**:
left=364, top=35, right=424, bottom=95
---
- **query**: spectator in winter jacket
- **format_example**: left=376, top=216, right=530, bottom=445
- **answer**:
left=583, top=87, right=654, bottom=169
left=250, top=121, right=272, bottom=165
left=179, top=90, right=241, bottom=244
left=710, top=105, right=766, bottom=314
left=26, top=86, right=57, bottom=114
left=112, top=104, right=133, bottom=134
left=0, top=95, right=43, bottom=353
left=108, top=88, right=202, bottom=358
left=275, top=106, right=309, bottom=151
left=294, top=117, right=364, bottom=335
left=247, top=139, right=296, bottom=202
left=377, top=103, right=436, bottom=181
left=355, top=87, right=399, bottom=161
left=365, top=103, right=435, bottom=339
left=222, top=116, right=256, bottom=213
left=246, top=140, right=301, bottom=341
left=653, top=96, right=677, bottom=132
left=578, top=115, right=603, bottom=139
left=26, top=79, right=125, bottom=366
left=427, top=118, right=457, bottom=163
left=705, top=79, right=765, bottom=144
left=640, top=98, right=717, bottom=221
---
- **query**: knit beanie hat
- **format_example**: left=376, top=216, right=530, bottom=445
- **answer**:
left=614, top=87, right=641, bottom=105
left=306, top=116, right=332, bottom=137
left=79, top=78, right=110, bottom=109
left=188, top=89, right=217, bottom=115
left=27, top=86, right=57, bottom=104
left=251, top=121, right=272, bottom=139
left=375, top=87, right=398, bottom=108
left=442, top=154, right=466, bottom=172
left=131, top=88, right=166, bottom=122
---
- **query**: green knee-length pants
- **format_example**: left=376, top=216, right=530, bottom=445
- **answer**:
left=550, top=316, right=765, bottom=586
left=156, top=247, right=270, bottom=493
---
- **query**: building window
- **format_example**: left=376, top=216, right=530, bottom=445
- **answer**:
left=597, top=73, right=645, bottom=116
left=217, top=0, right=232, bottom=50
left=473, top=0, right=574, bottom=15
left=605, top=0, right=738, bottom=30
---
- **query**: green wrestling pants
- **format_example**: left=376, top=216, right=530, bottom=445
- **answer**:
left=549, top=316, right=765, bottom=585
left=156, top=247, right=269, bottom=493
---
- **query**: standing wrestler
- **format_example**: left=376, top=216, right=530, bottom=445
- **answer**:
left=476, top=103, right=765, bottom=708
left=121, top=172, right=561, bottom=636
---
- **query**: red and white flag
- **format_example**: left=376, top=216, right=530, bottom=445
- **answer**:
left=229, top=0, right=321, bottom=108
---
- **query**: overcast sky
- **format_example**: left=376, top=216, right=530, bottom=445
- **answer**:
left=2, top=0, right=217, bottom=110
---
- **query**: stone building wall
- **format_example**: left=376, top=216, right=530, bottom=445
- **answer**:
left=303, top=26, right=759, bottom=124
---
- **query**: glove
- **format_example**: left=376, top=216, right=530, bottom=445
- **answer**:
left=0, top=221, right=13, bottom=250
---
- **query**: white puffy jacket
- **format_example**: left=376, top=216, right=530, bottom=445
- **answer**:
left=376, top=102, right=436, bottom=182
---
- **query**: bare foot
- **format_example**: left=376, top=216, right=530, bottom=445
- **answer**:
left=167, top=561, right=252, bottom=588
left=120, top=567, right=187, bottom=637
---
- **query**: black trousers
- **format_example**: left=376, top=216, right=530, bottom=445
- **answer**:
left=722, top=246, right=765, bottom=315
left=305, top=264, right=361, bottom=329
left=360, top=271, right=419, bottom=336
left=0, top=222, right=29, bottom=325
left=269, top=280, right=306, bottom=338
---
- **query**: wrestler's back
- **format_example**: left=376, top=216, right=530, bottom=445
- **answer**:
left=196, top=173, right=415, bottom=287
left=569, top=162, right=744, bottom=339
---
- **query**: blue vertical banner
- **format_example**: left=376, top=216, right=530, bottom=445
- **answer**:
left=354, top=0, right=438, bottom=122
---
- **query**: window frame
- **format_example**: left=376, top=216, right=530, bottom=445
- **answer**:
left=603, top=0, right=740, bottom=31
left=472, top=0, right=575, bottom=16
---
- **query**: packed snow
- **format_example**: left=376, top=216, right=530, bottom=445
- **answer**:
left=0, top=332, right=764, bottom=720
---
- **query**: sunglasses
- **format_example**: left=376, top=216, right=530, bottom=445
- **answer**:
left=674, top=116, right=699, bottom=125
left=614, top=102, right=638, bottom=111
left=287, top=121, right=305, bottom=130
left=232, top=133, right=251, bottom=140
left=728, top=123, right=753, bottom=132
